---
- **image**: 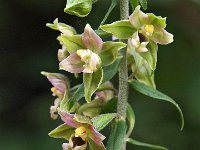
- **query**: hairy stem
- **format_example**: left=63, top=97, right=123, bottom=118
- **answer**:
left=116, top=0, right=129, bottom=149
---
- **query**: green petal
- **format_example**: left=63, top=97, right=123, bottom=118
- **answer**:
left=48, top=124, right=74, bottom=140
left=151, top=27, right=174, bottom=45
left=100, top=42, right=126, bottom=66
left=61, top=35, right=85, bottom=53
left=147, top=13, right=167, bottom=28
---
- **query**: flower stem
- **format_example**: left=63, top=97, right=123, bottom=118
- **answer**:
left=117, top=0, right=129, bottom=123
left=116, top=0, right=129, bottom=149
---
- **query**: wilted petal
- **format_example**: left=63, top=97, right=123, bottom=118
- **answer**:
left=60, top=53, right=84, bottom=73
left=50, top=98, right=61, bottom=119
left=151, top=27, right=174, bottom=45
left=88, top=125, right=106, bottom=145
left=82, top=24, right=103, bottom=53
left=58, top=45, right=70, bottom=62
left=59, top=110, right=78, bottom=128
left=129, top=6, right=148, bottom=29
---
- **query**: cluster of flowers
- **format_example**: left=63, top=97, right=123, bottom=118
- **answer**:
left=42, top=6, right=173, bottom=150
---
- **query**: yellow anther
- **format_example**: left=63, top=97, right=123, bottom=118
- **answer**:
left=144, top=25, right=154, bottom=35
left=75, top=127, right=87, bottom=137
left=51, top=87, right=57, bottom=93
left=76, top=50, right=84, bottom=57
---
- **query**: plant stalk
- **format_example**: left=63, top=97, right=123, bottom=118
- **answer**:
left=117, top=0, right=129, bottom=149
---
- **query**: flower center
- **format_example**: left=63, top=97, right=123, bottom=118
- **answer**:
left=75, top=126, right=87, bottom=137
left=76, top=49, right=101, bottom=73
left=144, top=24, right=154, bottom=36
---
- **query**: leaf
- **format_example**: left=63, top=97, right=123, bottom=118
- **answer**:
left=48, top=124, right=74, bottom=140
left=129, top=79, right=184, bottom=130
left=102, top=58, right=121, bottom=83
left=95, top=30, right=112, bottom=39
left=106, top=119, right=127, bottom=150
left=127, top=138, right=168, bottom=150
left=126, top=104, right=135, bottom=138
left=139, top=0, right=147, bottom=10
left=130, top=0, right=139, bottom=11
left=64, top=0, right=92, bottom=17
left=61, top=84, right=84, bottom=111
left=100, top=42, right=126, bottom=66
left=61, top=35, right=85, bottom=53
left=84, top=68, right=103, bottom=102
left=88, top=138, right=106, bottom=150
left=100, top=20, right=136, bottom=39
left=99, top=0, right=118, bottom=26
left=140, top=41, right=158, bottom=71
left=91, top=113, right=117, bottom=131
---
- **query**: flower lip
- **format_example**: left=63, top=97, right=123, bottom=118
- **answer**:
left=72, top=136, right=86, bottom=148
left=138, top=33, right=146, bottom=43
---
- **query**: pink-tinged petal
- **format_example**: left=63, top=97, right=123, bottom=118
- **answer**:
left=59, top=53, right=84, bottom=73
left=88, top=125, right=106, bottom=145
left=47, top=76, right=66, bottom=93
left=151, top=27, right=174, bottom=45
left=59, top=110, right=78, bottom=128
left=82, top=24, right=103, bottom=53
left=129, top=6, right=148, bottom=29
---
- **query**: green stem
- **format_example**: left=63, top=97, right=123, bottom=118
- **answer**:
left=116, top=0, right=129, bottom=149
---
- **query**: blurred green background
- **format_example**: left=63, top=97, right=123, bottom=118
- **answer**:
left=0, top=0, right=200, bottom=149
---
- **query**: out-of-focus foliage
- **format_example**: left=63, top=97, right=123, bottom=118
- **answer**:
left=0, top=0, right=200, bottom=150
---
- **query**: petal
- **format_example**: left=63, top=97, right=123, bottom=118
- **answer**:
left=151, top=27, right=174, bottom=45
left=58, top=110, right=78, bottom=128
left=62, top=143, right=71, bottom=150
left=41, top=72, right=68, bottom=93
left=82, top=24, right=103, bottom=53
left=59, top=53, right=84, bottom=73
left=129, top=6, right=148, bottom=29
left=50, top=98, right=61, bottom=119
left=137, top=42, right=149, bottom=52
left=88, top=125, right=106, bottom=145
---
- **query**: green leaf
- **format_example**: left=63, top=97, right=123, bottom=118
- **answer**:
left=48, top=124, right=74, bottom=140
left=88, top=138, right=106, bottom=150
left=91, top=113, right=117, bottom=131
left=139, top=0, right=147, bottom=10
left=64, top=0, right=92, bottom=17
left=140, top=41, right=158, bottom=71
left=61, top=84, right=84, bottom=111
left=100, top=20, right=136, bottom=39
left=127, top=138, right=168, bottom=150
left=102, top=97, right=117, bottom=113
left=106, top=119, right=127, bottom=150
left=102, top=58, right=121, bottom=83
left=126, top=104, right=135, bottom=138
left=130, top=0, right=139, bottom=11
left=100, top=42, right=126, bottom=66
left=129, top=79, right=184, bottom=130
left=95, top=30, right=112, bottom=39
left=84, top=68, right=103, bottom=102
left=99, top=0, right=118, bottom=26
left=61, top=35, right=85, bottom=53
